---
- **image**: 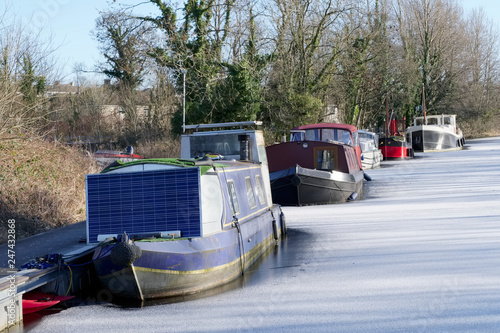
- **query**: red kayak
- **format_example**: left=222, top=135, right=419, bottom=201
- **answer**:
left=23, top=292, right=74, bottom=315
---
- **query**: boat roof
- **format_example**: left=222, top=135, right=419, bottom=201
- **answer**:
left=99, top=157, right=260, bottom=176
left=184, top=121, right=262, bottom=131
left=100, top=158, right=226, bottom=175
left=293, top=123, right=358, bottom=133
left=414, top=114, right=456, bottom=119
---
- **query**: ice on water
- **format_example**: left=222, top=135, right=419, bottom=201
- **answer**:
left=27, top=137, right=500, bottom=333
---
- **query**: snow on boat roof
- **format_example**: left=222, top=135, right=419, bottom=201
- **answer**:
left=293, top=123, right=358, bottom=133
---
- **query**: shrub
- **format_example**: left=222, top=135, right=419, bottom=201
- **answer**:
left=0, top=134, right=99, bottom=243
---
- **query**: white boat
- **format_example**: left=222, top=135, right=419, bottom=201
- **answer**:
left=406, top=115, right=465, bottom=152
left=358, top=130, right=382, bottom=169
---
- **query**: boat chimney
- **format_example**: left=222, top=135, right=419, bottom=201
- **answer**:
left=238, top=134, right=250, bottom=161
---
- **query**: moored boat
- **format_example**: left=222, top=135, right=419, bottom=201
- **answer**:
left=266, top=123, right=364, bottom=206
left=86, top=122, right=285, bottom=301
left=406, top=114, right=465, bottom=152
left=358, top=130, right=382, bottom=169
left=22, top=292, right=74, bottom=315
left=378, top=119, right=414, bottom=160
left=93, top=146, right=145, bottom=167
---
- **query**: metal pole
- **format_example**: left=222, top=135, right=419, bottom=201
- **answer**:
left=422, top=83, right=426, bottom=125
left=386, top=89, right=389, bottom=137
left=182, top=70, right=187, bottom=133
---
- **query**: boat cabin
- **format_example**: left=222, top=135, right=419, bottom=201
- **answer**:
left=407, top=114, right=464, bottom=152
left=291, top=123, right=362, bottom=169
left=266, top=123, right=364, bottom=205
left=267, top=123, right=362, bottom=174
left=85, top=121, right=273, bottom=244
left=290, top=123, right=359, bottom=147
left=181, top=121, right=268, bottom=164
left=414, top=115, right=457, bottom=128
left=358, top=130, right=379, bottom=151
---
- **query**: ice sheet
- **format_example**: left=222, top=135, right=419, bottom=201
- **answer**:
left=27, top=137, right=500, bottom=333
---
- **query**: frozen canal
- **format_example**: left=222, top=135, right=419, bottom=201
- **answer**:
left=25, top=137, right=500, bottom=332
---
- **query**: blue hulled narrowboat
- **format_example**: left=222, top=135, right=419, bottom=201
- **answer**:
left=86, top=122, right=285, bottom=300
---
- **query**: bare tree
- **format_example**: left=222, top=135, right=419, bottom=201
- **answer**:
left=145, top=65, right=179, bottom=138
left=460, top=8, right=500, bottom=117
left=94, top=9, right=154, bottom=139
left=334, top=0, right=396, bottom=128
left=263, top=0, right=353, bottom=133
left=393, top=0, right=468, bottom=119
left=0, top=6, right=60, bottom=135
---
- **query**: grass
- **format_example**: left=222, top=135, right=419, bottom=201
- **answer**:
left=134, top=136, right=181, bottom=158
left=461, top=114, right=500, bottom=139
left=0, top=133, right=181, bottom=244
left=0, top=134, right=100, bottom=243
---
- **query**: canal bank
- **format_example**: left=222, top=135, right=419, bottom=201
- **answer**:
left=9, top=137, right=500, bottom=332
left=0, top=221, right=99, bottom=331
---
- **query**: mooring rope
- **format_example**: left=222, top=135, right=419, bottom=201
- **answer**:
left=233, top=220, right=245, bottom=275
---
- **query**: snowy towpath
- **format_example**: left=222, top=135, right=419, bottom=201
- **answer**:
left=28, top=137, right=500, bottom=333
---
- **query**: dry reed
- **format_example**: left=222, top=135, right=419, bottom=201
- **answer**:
left=0, top=135, right=99, bottom=243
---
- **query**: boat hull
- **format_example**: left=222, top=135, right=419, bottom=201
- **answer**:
left=361, top=149, right=382, bottom=169
left=270, top=165, right=364, bottom=206
left=410, top=128, right=465, bottom=152
left=379, top=138, right=414, bottom=160
left=93, top=205, right=284, bottom=300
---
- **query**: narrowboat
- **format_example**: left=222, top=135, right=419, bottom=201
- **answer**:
left=406, top=114, right=465, bottom=152
left=86, top=122, right=285, bottom=300
left=358, top=130, right=382, bottom=169
left=266, top=123, right=364, bottom=206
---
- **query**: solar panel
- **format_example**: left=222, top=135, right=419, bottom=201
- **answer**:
left=86, top=167, right=201, bottom=243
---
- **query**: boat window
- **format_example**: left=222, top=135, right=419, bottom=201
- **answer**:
left=227, top=180, right=240, bottom=216
left=444, top=117, right=452, bottom=125
left=257, top=145, right=268, bottom=164
left=427, top=118, right=439, bottom=125
left=321, top=129, right=336, bottom=142
left=415, top=118, right=424, bottom=126
left=254, top=175, right=267, bottom=205
left=304, top=129, right=320, bottom=141
left=352, top=131, right=359, bottom=146
left=341, top=130, right=353, bottom=145
left=245, top=177, right=257, bottom=209
left=321, top=129, right=352, bottom=145
left=315, top=149, right=336, bottom=170
left=359, top=132, right=371, bottom=141
left=190, top=134, right=240, bottom=158
left=359, top=132, right=377, bottom=148
left=290, top=131, right=305, bottom=141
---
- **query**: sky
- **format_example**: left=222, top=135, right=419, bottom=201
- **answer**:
left=5, top=0, right=500, bottom=85
left=6, top=0, right=159, bottom=84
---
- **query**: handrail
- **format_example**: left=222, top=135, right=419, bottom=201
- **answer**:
left=184, top=121, right=262, bottom=131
